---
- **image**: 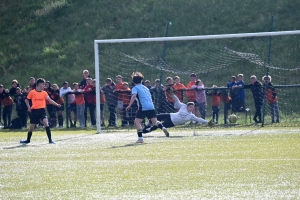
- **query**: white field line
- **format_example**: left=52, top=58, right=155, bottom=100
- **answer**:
left=1, top=158, right=300, bottom=164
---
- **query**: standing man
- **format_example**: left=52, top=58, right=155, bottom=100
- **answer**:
left=126, top=72, right=167, bottom=143
left=20, top=78, right=61, bottom=144
left=79, top=70, right=91, bottom=127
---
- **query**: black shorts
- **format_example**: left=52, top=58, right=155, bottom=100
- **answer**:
left=136, top=109, right=156, bottom=119
left=56, top=104, right=64, bottom=111
left=30, top=108, right=47, bottom=124
left=68, top=103, right=77, bottom=113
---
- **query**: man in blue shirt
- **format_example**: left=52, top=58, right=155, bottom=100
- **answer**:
left=126, top=72, right=167, bottom=143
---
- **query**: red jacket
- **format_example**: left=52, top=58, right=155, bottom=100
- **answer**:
left=84, top=85, right=96, bottom=104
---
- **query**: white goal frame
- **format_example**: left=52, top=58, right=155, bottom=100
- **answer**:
left=94, top=30, right=300, bottom=133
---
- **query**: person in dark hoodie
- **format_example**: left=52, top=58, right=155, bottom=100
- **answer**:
left=233, top=75, right=264, bottom=123
left=9, top=79, right=21, bottom=95
left=14, top=87, right=28, bottom=128
left=102, top=78, right=117, bottom=126
left=44, top=81, right=56, bottom=127
left=262, top=75, right=280, bottom=123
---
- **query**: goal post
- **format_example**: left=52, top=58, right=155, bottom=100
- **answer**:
left=94, top=30, right=300, bottom=133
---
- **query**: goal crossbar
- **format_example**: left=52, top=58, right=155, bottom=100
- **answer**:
left=94, top=30, right=300, bottom=133
left=95, top=30, right=300, bottom=44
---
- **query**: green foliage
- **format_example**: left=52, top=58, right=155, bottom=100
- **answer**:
left=0, top=0, right=300, bottom=87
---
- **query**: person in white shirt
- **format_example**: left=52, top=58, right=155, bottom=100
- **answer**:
left=60, top=81, right=77, bottom=127
left=143, top=89, right=214, bottom=133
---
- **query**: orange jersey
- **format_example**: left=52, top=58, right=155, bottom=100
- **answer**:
left=173, top=83, right=186, bottom=102
left=266, top=87, right=278, bottom=104
left=211, top=93, right=221, bottom=106
left=186, top=81, right=196, bottom=101
left=220, top=93, right=231, bottom=105
left=115, top=83, right=124, bottom=101
left=27, top=90, right=48, bottom=109
left=74, top=92, right=85, bottom=105
left=1, top=96, right=13, bottom=107
left=100, top=92, right=106, bottom=104
left=119, top=89, right=131, bottom=105
left=51, top=90, right=64, bottom=104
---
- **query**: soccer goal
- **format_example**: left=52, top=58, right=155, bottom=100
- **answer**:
left=94, top=30, right=300, bottom=133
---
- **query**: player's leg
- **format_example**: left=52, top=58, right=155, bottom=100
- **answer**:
left=42, top=117, right=54, bottom=144
left=134, top=117, right=144, bottom=143
left=149, top=111, right=169, bottom=137
left=20, top=110, right=38, bottom=144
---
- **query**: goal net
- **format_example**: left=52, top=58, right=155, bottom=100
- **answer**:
left=94, top=31, right=300, bottom=133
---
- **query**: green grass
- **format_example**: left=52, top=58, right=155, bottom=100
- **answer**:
left=1, top=127, right=300, bottom=199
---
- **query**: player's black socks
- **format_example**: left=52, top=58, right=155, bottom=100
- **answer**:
left=157, top=123, right=163, bottom=129
left=27, top=132, right=32, bottom=142
left=150, top=126, right=158, bottom=131
left=45, top=126, right=52, bottom=141
left=137, top=130, right=143, bottom=137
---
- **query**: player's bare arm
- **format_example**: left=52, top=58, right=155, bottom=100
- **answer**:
left=126, top=94, right=137, bottom=111
left=47, top=96, right=61, bottom=107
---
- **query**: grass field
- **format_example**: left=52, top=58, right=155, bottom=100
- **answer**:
left=1, top=127, right=300, bottom=199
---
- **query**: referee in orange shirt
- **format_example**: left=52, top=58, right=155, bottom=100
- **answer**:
left=20, top=78, right=61, bottom=144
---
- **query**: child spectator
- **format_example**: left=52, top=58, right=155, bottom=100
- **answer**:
left=102, top=78, right=117, bottom=126
left=9, top=80, right=21, bottom=95
left=227, top=76, right=237, bottom=113
left=79, top=70, right=91, bottom=127
left=207, top=85, right=221, bottom=124
left=150, top=79, right=167, bottom=114
left=100, top=86, right=106, bottom=127
left=234, top=75, right=264, bottom=123
left=73, top=83, right=85, bottom=128
left=235, top=74, right=246, bottom=112
left=117, top=82, right=131, bottom=126
left=164, top=77, right=176, bottom=113
left=44, top=81, right=56, bottom=128
left=52, top=84, right=65, bottom=128
left=83, top=78, right=96, bottom=127
left=186, top=73, right=200, bottom=118
left=191, top=79, right=207, bottom=119
left=220, top=88, right=232, bottom=124
left=144, top=80, right=152, bottom=89
left=14, top=87, right=28, bottom=128
left=0, top=85, right=14, bottom=129
left=60, top=81, right=77, bottom=128
left=263, top=75, right=280, bottom=123
left=115, top=75, right=124, bottom=124
left=173, top=76, right=186, bottom=103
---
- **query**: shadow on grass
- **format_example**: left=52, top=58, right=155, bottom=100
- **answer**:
left=3, top=144, right=44, bottom=150
left=110, top=142, right=147, bottom=149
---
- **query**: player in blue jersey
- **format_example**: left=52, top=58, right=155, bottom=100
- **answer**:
left=126, top=72, right=167, bottom=143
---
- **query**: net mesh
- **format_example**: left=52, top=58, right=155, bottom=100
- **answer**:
left=97, top=35, right=300, bottom=127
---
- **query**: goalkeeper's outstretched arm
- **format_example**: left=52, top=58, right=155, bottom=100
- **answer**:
left=171, top=94, right=184, bottom=109
left=191, top=116, right=208, bottom=124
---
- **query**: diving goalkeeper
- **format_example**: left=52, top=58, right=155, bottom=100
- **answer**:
left=143, top=89, right=215, bottom=134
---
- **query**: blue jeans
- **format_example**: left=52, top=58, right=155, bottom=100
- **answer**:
left=269, top=102, right=280, bottom=122
left=198, top=102, right=207, bottom=119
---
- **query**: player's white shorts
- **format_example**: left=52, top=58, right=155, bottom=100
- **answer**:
left=117, top=101, right=124, bottom=109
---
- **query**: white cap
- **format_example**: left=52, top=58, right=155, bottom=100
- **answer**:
left=83, top=70, right=89, bottom=73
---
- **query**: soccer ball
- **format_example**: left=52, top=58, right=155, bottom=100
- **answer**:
left=228, top=114, right=238, bottom=124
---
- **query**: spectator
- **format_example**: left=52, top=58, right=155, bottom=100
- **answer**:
left=150, top=79, right=167, bottom=114
left=186, top=73, right=200, bottom=118
left=0, top=85, right=14, bottom=129
left=144, top=80, right=154, bottom=102
left=102, top=78, right=117, bottom=126
left=173, top=76, right=186, bottom=103
left=52, top=84, right=65, bottom=128
left=79, top=70, right=91, bottom=127
left=9, top=80, right=21, bottom=95
left=44, top=81, right=56, bottom=128
left=73, top=83, right=85, bottom=128
left=192, top=79, right=207, bottom=120
left=164, top=77, right=176, bottom=113
left=60, top=81, right=77, bottom=128
left=227, top=76, right=237, bottom=113
left=14, top=87, right=28, bottom=128
left=234, top=75, right=264, bottom=123
left=220, top=88, right=232, bottom=124
left=263, top=75, right=280, bottom=123
left=118, top=82, right=131, bottom=126
left=207, top=85, right=221, bottom=124
left=115, top=75, right=124, bottom=125
left=83, top=79, right=96, bottom=127
left=100, top=86, right=106, bottom=126
left=235, top=74, right=246, bottom=112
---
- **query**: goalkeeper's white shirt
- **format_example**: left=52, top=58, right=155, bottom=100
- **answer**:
left=170, top=94, right=208, bottom=125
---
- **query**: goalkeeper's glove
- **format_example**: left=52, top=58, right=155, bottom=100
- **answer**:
left=208, top=119, right=215, bottom=128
